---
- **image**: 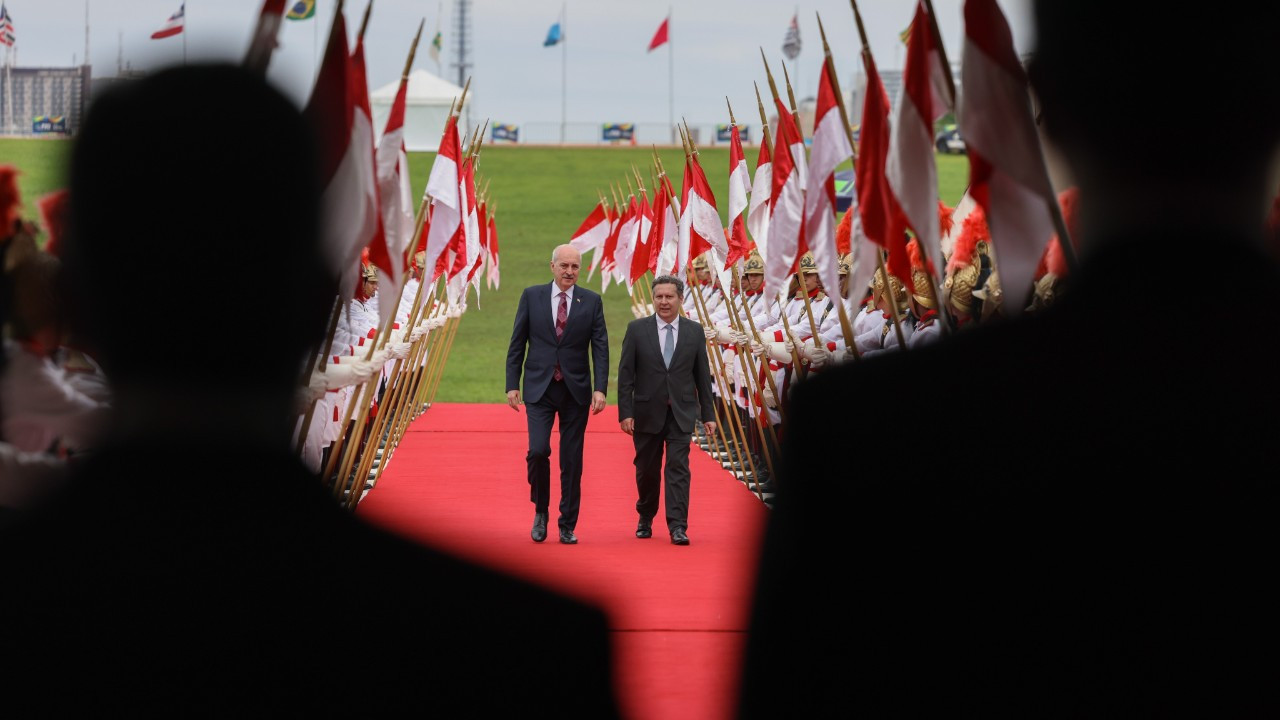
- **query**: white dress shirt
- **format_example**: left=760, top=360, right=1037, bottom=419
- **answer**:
left=656, top=314, right=680, bottom=356
left=551, top=282, right=575, bottom=323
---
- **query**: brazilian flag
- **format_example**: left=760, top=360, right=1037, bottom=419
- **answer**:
left=286, top=0, right=316, bottom=20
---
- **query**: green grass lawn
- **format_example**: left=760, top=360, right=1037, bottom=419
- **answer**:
left=1, top=138, right=968, bottom=403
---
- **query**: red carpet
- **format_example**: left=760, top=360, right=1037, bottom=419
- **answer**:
left=357, top=403, right=768, bottom=720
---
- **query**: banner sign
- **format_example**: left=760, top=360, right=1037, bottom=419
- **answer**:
left=601, top=123, right=635, bottom=141
left=32, top=115, right=68, bottom=134
left=491, top=123, right=519, bottom=142
left=715, top=124, right=750, bottom=144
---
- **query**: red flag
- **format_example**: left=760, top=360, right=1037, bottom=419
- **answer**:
left=647, top=17, right=669, bottom=52
left=856, top=50, right=912, bottom=293
left=962, top=0, right=1058, bottom=313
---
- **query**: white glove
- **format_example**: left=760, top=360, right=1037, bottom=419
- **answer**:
left=389, top=342, right=412, bottom=360
left=428, top=316, right=447, bottom=330
left=762, top=383, right=778, bottom=409
left=370, top=348, right=391, bottom=366
left=732, top=330, right=751, bottom=346
left=805, top=344, right=832, bottom=369
left=704, top=325, right=718, bottom=341
left=633, top=305, right=646, bottom=319
left=750, top=340, right=766, bottom=359
left=409, top=326, right=427, bottom=342
left=321, top=362, right=360, bottom=390
left=767, top=341, right=793, bottom=364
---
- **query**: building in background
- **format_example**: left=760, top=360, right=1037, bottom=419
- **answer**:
left=1, top=64, right=91, bottom=137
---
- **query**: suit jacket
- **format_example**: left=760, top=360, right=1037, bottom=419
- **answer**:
left=506, top=283, right=609, bottom=405
left=617, top=315, right=715, bottom=435
left=740, top=229, right=1280, bottom=716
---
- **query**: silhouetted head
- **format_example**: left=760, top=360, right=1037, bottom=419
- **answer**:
left=1029, top=2, right=1280, bottom=186
left=62, top=64, right=334, bottom=398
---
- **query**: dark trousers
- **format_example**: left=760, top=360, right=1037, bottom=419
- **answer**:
left=525, top=379, right=589, bottom=531
left=633, top=406, right=692, bottom=533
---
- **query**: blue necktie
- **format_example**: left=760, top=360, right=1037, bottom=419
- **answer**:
left=662, top=323, right=674, bottom=368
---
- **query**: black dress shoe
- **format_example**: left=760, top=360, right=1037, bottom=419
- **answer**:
left=671, top=528, right=689, bottom=545
left=636, top=521, right=652, bottom=539
left=559, top=528, right=578, bottom=544
left=531, top=512, right=548, bottom=543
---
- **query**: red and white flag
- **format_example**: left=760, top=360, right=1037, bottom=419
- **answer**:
left=372, top=68, right=415, bottom=308
left=596, top=203, right=622, bottom=291
left=888, top=1, right=954, bottom=284
left=569, top=201, right=610, bottom=253
left=486, top=210, right=501, bottom=290
left=746, top=132, right=772, bottom=264
left=629, top=189, right=655, bottom=285
left=654, top=175, right=680, bottom=278
left=647, top=178, right=675, bottom=277
left=804, top=60, right=853, bottom=303
left=446, top=157, right=480, bottom=304
left=683, top=153, right=727, bottom=277
left=350, top=36, right=390, bottom=327
left=151, top=3, right=185, bottom=39
left=726, top=122, right=754, bottom=270
left=612, top=194, right=639, bottom=289
left=303, top=6, right=379, bottom=304
left=856, top=49, right=912, bottom=300
left=423, top=116, right=463, bottom=289
left=243, top=0, right=286, bottom=73
left=764, top=98, right=805, bottom=301
left=961, top=0, right=1058, bottom=313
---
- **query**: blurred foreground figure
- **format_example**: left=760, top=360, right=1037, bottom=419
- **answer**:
left=741, top=3, right=1280, bottom=716
left=0, top=65, right=617, bottom=717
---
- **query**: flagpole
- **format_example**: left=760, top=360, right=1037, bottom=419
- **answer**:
left=560, top=1, right=566, bottom=145
left=667, top=7, right=673, bottom=146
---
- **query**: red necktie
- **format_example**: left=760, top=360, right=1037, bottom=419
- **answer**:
left=554, top=291, right=567, bottom=380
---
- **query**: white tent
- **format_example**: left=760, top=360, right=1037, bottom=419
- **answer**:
left=370, top=69, right=471, bottom=152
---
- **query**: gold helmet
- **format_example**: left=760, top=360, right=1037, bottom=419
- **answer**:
left=692, top=253, right=710, bottom=270
left=362, top=261, right=378, bottom=283
left=906, top=238, right=937, bottom=309
left=798, top=251, right=817, bottom=274
left=971, top=259, right=1002, bottom=322
left=744, top=249, right=765, bottom=275
left=414, top=250, right=426, bottom=271
left=837, top=253, right=852, bottom=276
left=1030, top=272, right=1060, bottom=312
left=872, top=268, right=909, bottom=310
left=943, top=207, right=989, bottom=316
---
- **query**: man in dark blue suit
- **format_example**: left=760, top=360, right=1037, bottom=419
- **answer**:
left=506, top=244, right=609, bottom=544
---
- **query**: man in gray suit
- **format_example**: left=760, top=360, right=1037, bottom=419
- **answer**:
left=617, top=275, right=716, bottom=545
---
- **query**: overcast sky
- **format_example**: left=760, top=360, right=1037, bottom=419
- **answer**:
left=3, top=0, right=1034, bottom=131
